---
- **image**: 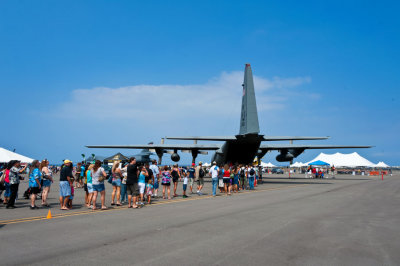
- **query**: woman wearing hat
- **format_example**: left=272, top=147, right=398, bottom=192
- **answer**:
left=7, top=160, right=28, bottom=209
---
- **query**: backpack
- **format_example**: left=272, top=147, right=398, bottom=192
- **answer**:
left=199, top=168, right=205, bottom=178
left=240, top=169, right=245, bottom=178
left=249, top=168, right=255, bottom=176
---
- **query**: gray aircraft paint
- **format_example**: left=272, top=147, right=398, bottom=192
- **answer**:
left=239, top=64, right=260, bottom=135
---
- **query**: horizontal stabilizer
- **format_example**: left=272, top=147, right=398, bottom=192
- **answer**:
left=260, top=144, right=373, bottom=151
left=263, top=136, right=330, bottom=141
left=165, top=136, right=236, bottom=141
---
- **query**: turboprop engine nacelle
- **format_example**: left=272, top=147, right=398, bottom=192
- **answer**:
left=171, top=153, right=180, bottom=162
left=276, top=153, right=294, bottom=162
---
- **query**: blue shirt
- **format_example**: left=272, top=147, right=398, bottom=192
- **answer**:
left=80, top=166, right=85, bottom=177
left=138, top=172, right=145, bottom=184
left=188, top=167, right=195, bottom=178
left=29, top=168, right=42, bottom=187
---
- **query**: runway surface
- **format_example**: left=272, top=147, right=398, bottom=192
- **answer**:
left=1, top=173, right=399, bottom=265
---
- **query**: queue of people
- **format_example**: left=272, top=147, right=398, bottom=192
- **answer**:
left=0, top=158, right=262, bottom=211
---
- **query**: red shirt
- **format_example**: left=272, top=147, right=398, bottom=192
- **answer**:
left=223, top=169, right=230, bottom=178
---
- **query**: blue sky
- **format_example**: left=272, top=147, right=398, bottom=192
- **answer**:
left=1, top=0, right=399, bottom=165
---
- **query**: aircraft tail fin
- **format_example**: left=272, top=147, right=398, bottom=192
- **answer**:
left=239, top=63, right=260, bottom=135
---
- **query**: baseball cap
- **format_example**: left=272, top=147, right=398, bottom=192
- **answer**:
left=192, top=163, right=195, bottom=166
left=213, top=161, right=217, bottom=165
left=64, top=159, right=72, bottom=164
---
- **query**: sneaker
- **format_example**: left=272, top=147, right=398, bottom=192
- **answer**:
left=183, top=195, right=188, bottom=198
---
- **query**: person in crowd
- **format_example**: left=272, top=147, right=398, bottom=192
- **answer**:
left=223, top=164, right=231, bottom=195
left=79, top=161, right=85, bottom=187
left=111, top=161, right=122, bottom=206
left=182, top=167, right=188, bottom=198
left=75, top=162, right=82, bottom=189
left=149, top=160, right=160, bottom=198
left=91, top=160, right=107, bottom=210
left=195, top=161, right=205, bottom=195
left=209, top=161, right=219, bottom=197
left=239, top=165, right=247, bottom=190
left=59, top=159, right=73, bottom=210
left=161, top=166, right=172, bottom=199
left=188, top=163, right=196, bottom=194
left=138, top=166, right=148, bottom=206
left=218, top=165, right=225, bottom=192
left=28, top=160, right=42, bottom=209
left=86, top=164, right=94, bottom=208
left=82, top=163, right=89, bottom=206
left=2, top=161, right=12, bottom=205
left=232, top=165, right=239, bottom=193
left=126, top=157, right=139, bottom=209
left=40, top=159, right=53, bottom=207
left=7, top=160, right=28, bottom=209
left=68, top=176, right=75, bottom=208
left=120, top=162, right=128, bottom=203
left=248, top=165, right=256, bottom=190
left=145, top=177, right=153, bottom=204
left=171, top=164, right=181, bottom=197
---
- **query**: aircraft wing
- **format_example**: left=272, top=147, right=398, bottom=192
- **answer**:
left=260, top=144, right=372, bottom=151
left=263, top=136, right=330, bottom=141
left=86, top=144, right=221, bottom=150
left=165, top=136, right=236, bottom=141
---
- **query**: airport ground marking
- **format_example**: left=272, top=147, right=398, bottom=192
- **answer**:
left=0, top=184, right=308, bottom=225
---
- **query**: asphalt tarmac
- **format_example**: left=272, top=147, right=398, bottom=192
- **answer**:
left=1, top=173, right=399, bottom=265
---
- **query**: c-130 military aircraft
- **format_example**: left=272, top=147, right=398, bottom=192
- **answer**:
left=87, top=64, right=371, bottom=165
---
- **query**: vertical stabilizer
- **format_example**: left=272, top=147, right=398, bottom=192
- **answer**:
left=239, top=63, right=260, bottom=135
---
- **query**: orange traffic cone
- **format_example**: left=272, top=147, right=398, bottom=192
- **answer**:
left=46, top=210, right=52, bottom=219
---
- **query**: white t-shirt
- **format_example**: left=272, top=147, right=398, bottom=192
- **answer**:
left=209, top=165, right=219, bottom=178
left=91, top=167, right=105, bottom=185
left=150, top=164, right=159, bottom=177
left=248, top=167, right=255, bottom=177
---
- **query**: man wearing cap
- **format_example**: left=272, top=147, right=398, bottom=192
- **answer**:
left=59, top=160, right=73, bottom=210
left=188, top=163, right=196, bottom=194
left=209, top=161, right=220, bottom=196
left=195, top=161, right=205, bottom=195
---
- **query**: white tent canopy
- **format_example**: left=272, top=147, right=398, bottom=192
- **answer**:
left=305, top=152, right=375, bottom=168
left=202, top=162, right=211, bottom=167
left=261, top=162, right=276, bottom=167
left=0, top=147, right=34, bottom=163
left=374, top=161, right=390, bottom=168
left=290, top=162, right=308, bottom=167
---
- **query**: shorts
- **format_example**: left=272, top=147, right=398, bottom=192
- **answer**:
left=127, top=183, right=139, bottom=196
left=84, top=183, right=88, bottom=192
left=197, top=178, right=204, bottom=186
left=87, top=183, right=93, bottom=193
left=112, top=179, right=121, bottom=187
left=92, top=183, right=105, bottom=192
left=30, top=186, right=41, bottom=194
left=59, top=181, right=71, bottom=197
left=223, top=178, right=230, bottom=184
left=138, top=182, right=145, bottom=194
left=173, top=177, right=179, bottom=183
left=42, top=179, right=52, bottom=187
left=162, top=182, right=171, bottom=186
left=4, top=182, right=11, bottom=197
left=189, top=177, right=194, bottom=187
left=153, top=181, right=159, bottom=189
left=233, top=177, right=239, bottom=185
left=75, top=173, right=81, bottom=181
left=183, top=184, right=187, bottom=191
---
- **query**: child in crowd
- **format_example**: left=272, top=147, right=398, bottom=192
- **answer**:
left=146, top=178, right=153, bottom=204
left=182, top=168, right=188, bottom=198
left=68, top=177, right=75, bottom=209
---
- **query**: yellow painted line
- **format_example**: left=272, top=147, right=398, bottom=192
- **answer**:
left=0, top=184, right=307, bottom=225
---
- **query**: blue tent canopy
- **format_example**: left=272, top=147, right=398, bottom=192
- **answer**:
left=308, top=160, right=330, bottom=166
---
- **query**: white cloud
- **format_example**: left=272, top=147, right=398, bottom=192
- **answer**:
left=54, top=71, right=312, bottom=124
